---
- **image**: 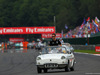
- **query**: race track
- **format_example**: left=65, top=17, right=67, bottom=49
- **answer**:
left=0, top=49, right=100, bottom=75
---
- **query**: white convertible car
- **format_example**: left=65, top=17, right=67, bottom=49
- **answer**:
left=36, top=46, right=75, bottom=73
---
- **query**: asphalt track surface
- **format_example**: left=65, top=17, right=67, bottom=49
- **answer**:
left=0, top=49, right=100, bottom=75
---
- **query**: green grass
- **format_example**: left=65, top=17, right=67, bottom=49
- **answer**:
left=75, top=50, right=100, bottom=54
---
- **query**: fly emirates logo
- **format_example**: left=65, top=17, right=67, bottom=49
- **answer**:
left=0, top=28, right=23, bottom=34
left=26, top=28, right=54, bottom=33
left=0, top=27, right=55, bottom=34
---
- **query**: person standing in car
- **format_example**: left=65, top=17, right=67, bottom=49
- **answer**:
left=49, top=33, right=61, bottom=46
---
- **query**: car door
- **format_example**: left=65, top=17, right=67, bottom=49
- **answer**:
left=65, top=47, right=74, bottom=67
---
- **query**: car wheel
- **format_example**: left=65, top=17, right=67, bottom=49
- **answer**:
left=65, top=61, right=70, bottom=72
left=37, top=67, right=42, bottom=73
left=44, top=68, right=48, bottom=73
left=70, top=62, right=74, bottom=71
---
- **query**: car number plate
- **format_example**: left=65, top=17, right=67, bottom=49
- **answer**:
left=45, top=64, right=58, bottom=68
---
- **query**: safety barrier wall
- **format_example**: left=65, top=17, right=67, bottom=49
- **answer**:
left=72, top=45, right=95, bottom=50
left=63, top=36, right=100, bottom=45
left=44, top=36, right=100, bottom=45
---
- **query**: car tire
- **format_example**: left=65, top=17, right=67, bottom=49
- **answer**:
left=65, top=61, right=70, bottom=72
left=37, top=67, right=42, bottom=73
left=44, top=68, right=48, bottom=73
left=70, top=62, right=74, bottom=71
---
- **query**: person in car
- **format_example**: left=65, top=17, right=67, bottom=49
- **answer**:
left=49, top=33, right=61, bottom=46
left=60, top=38, right=64, bottom=44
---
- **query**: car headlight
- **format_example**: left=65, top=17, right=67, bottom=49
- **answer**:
left=37, top=57, right=41, bottom=60
left=61, top=56, right=66, bottom=59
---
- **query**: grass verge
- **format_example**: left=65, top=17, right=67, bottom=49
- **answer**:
left=75, top=50, right=100, bottom=54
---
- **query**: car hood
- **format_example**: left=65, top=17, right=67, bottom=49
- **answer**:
left=38, top=54, right=66, bottom=59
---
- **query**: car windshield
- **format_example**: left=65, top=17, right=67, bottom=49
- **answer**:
left=66, top=46, right=71, bottom=50
left=41, top=46, right=67, bottom=54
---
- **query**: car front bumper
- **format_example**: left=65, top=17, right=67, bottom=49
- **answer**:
left=37, top=64, right=68, bottom=69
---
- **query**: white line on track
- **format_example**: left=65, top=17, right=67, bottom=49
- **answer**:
left=74, top=52, right=100, bottom=56
left=85, top=73, right=100, bottom=75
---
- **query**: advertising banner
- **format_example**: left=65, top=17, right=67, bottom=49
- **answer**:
left=0, top=27, right=55, bottom=34
left=42, top=33, right=61, bottom=38
left=95, top=46, right=100, bottom=52
left=9, top=38, right=24, bottom=43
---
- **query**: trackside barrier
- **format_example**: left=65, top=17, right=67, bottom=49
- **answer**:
left=63, top=36, right=100, bottom=45
left=72, top=45, right=95, bottom=50
left=43, top=36, right=100, bottom=45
